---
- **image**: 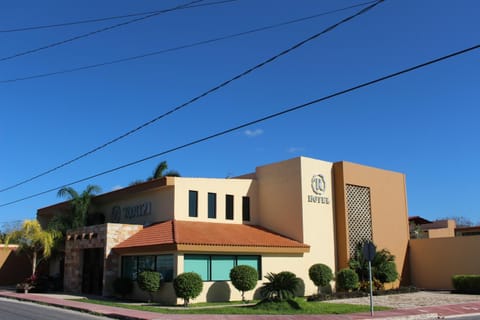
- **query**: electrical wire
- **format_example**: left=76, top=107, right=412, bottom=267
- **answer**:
left=0, top=43, right=477, bottom=208
left=0, top=1, right=377, bottom=84
left=0, top=0, right=238, bottom=33
left=0, top=0, right=384, bottom=193
left=0, top=0, right=204, bottom=63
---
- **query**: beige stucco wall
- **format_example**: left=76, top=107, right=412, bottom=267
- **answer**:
left=97, top=187, right=174, bottom=226
left=250, top=157, right=336, bottom=296
left=410, top=236, right=480, bottom=290
left=173, top=177, right=256, bottom=224
left=334, top=161, right=410, bottom=284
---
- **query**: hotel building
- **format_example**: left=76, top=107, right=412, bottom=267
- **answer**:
left=37, top=156, right=410, bottom=303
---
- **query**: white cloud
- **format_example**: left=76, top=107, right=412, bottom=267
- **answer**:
left=287, top=147, right=304, bottom=153
left=244, top=128, right=263, bottom=137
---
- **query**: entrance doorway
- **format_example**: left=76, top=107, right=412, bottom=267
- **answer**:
left=82, top=248, right=103, bottom=295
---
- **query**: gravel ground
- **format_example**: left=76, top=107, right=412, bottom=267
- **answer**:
left=326, top=291, right=480, bottom=309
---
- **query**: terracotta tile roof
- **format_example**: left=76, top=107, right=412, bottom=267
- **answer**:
left=114, top=220, right=309, bottom=250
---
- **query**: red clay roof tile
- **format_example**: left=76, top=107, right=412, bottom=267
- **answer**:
left=114, top=220, right=308, bottom=249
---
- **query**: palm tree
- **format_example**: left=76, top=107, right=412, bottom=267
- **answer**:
left=5, top=220, right=58, bottom=276
left=149, top=160, right=180, bottom=180
left=130, top=161, right=180, bottom=186
left=57, top=184, right=102, bottom=229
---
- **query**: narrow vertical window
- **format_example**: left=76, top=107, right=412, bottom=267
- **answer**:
left=208, top=192, right=216, bottom=219
left=189, top=190, right=198, bottom=217
left=225, top=194, right=234, bottom=220
left=242, top=196, right=250, bottom=221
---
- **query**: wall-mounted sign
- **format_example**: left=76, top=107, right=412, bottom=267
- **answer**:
left=111, top=202, right=152, bottom=222
left=308, top=174, right=330, bottom=205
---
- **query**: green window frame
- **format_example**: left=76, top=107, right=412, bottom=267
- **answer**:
left=184, top=254, right=261, bottom=281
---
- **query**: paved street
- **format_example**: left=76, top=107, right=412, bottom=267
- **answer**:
left=0, top=298, right=111, bottom=320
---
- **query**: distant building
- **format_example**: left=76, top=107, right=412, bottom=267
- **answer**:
left=38, top=156, right=409, bottom=303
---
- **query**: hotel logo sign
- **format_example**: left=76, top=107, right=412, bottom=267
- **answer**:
left=308, top=174, right=330, bottom=205
left=111, top=202, right=152, bottom=222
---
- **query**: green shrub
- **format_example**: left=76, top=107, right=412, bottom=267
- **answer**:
left=452, top=275, right=480, bottom=294
left=349, top=243, right=398, bottom=285
left=308, top=263, right=333, bottom=294
left=173, top=272, right=203, bottom=307
left=113, top=277, right=134, bottom=298
left=230, top=265, right=258, bottom=302
left=260, top=271, right=300, bottom=301
left=336, top=268, right=359, bottom=292
left=137, top=271, right=162, bottom=302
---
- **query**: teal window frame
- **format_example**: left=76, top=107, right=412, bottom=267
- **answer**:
left=184, top=254, right=261, bottom=281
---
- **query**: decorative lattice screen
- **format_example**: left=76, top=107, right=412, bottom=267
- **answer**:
left=346, top=184, right=372, bottom=258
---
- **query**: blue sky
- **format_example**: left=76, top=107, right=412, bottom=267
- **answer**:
left=0, top=0, right=478, bottom=226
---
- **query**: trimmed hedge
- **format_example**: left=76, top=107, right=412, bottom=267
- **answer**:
left=336, top=268, right=359, bottom=292
left=452, top=275, right=480, bottom=294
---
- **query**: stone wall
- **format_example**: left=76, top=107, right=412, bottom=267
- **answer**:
left=64, top=223, right=143, bottom=295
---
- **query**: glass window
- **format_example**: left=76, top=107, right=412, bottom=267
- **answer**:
left=184, top=255, right=209, bottom=281
left=225, top=194, right=234, bottom=220
left=156, top=255, right=174, bottom=282
left=138, top=255, right=155, bottom=273
left=182, top=255, right=262, bottom=282
left=242, top=196, right=250, bottom=221
left=208, top=192, right=216, bottom=219
left=189, top=190, right=198, bottom=217
left=121, top=256, right=137, bottom=280
left=237, top=255, right=261, bottom=279
left=211, top=256, right=235, bottom=281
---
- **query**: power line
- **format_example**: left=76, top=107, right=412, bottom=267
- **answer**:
left=0, top=0, right=237, bottom=33
left=1, top=43, right=477, bottom=209
left=0, top=1, right=377, bottom=84
left=0, top=0, right=384, bottom=193
left=0, top=0, right=204, bottom=63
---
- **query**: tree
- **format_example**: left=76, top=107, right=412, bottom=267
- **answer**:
left=130, top=161, right=181, bottom=186
left=173, top=272, right=203, bottom=307
left=308, top=263, right=333, bottom=294
left=137, top=271, right=162, bottom=303
left=229, top=265, right=258, bottom=302
left=4, top=220, right=58, bottom=276
left=260, top=271, right=300, bottom=302
left=56, top=184, right=101, bottom=229
left=149, top=160, right=180, bottom=180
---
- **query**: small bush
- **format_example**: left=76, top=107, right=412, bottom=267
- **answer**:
left=173, top=272, right=203, bottom=307
left=113, top=277, right=134, bottom=298
left=137, top=271, right=162, bottom=302
left=336, top=268, right=359, bottom=292
left=359, top=278, right=383, bottom=292
left=230, top=265, right=258, bottom=302
left=260, top=271, right=300, bottom=301
left=452, top=275, right=480, bottom=294
left=309, top=263, right=333, bottom=293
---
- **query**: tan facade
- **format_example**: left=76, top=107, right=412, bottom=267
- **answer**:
left=410, top=235, right=480, bottom=290
left=38, top=156, right=410, bottom=303
left=333, top=161, right=410, bottom=283
left=0, top=245, right=31, bottom=286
